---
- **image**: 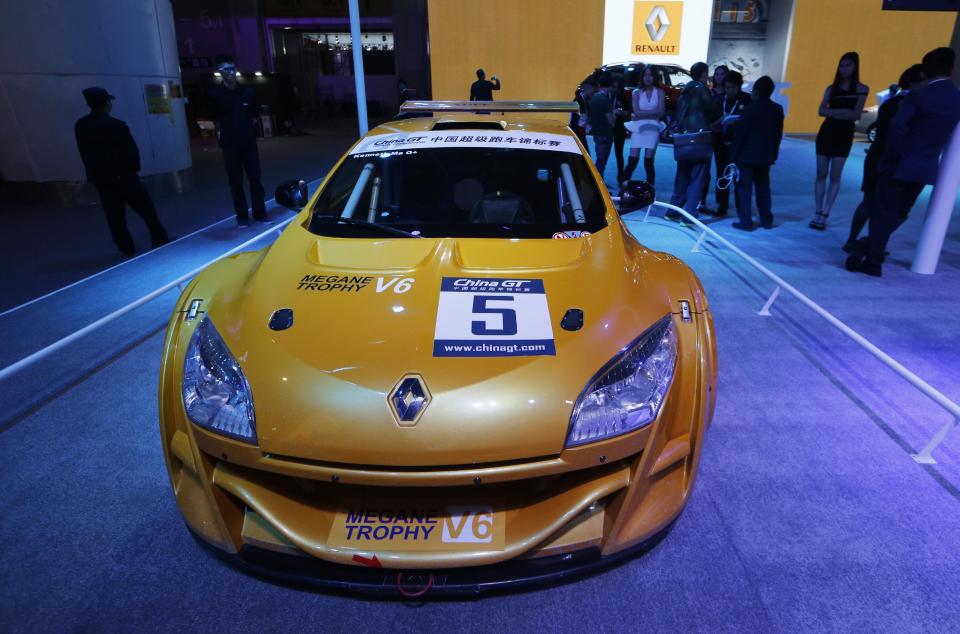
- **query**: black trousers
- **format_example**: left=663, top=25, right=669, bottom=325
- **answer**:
left=735, top=164, right=772, bottom=226
left=866, top=170, right=924, bottom=265
left=670, top=159, right=710, bottom=217
left=613, top=124, right=627, bottom=182
left=94, top=177, right=168, bottom=253
left=573, top=125, right=588, bottom=148
left=223, top=143, right=266, bottom=220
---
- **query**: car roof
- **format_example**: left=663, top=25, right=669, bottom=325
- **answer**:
left=603, top=62, right=687, bottom=70
left=369, top=114, right=577, bottom=137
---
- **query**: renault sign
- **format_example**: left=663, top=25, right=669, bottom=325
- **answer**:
left=636, top=3, right=681, bottom=53
left=603, top=0, right=714, bottom=68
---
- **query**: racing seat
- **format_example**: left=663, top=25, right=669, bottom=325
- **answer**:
left=470, top=191, right=534, bottom=224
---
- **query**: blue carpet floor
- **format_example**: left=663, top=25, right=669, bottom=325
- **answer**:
left=0, top=134, right=958, bottom=632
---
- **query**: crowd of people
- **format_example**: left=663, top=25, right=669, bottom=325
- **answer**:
left=577, top=46, right=959, bottom=276
left=576, top=60, right=784, bottom=230
left=73, top=47, right=958, bottom=279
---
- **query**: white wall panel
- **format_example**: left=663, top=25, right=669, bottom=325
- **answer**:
left=0, top=0, right=190, bottom=182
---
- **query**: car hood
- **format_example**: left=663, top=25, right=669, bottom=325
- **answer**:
left=204, top=222, right=681, bottom=466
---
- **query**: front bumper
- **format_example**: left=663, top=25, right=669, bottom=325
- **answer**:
left=193, top=519, right=675, bottom=597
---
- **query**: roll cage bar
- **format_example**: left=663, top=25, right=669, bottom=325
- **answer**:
left=399, top=100, right=578, bottom=114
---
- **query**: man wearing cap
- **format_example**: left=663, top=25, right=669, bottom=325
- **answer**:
left=75, top=87, right=172, bottom=256
left=208, top=56, right=268, bottom=226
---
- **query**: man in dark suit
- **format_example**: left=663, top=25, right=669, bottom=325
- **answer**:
left=844, top=64, right=924, bottom=252
left=570, top=80, right=596, bottom=147
left=729, top=76, right=784, bottom=231
left=708, top=70, right=752, bottom=218
left=668, top=62, right=721, bottom=221
left=75, top=87, right=171, bottom=256
left=209, top=56, right=268, bottom=227
left=469, top=69, right=501, bottom=101
left=848, top=47, right=960, bottom=276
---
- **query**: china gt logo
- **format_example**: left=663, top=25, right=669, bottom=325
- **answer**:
left=441, top=506, right=495, bottom=543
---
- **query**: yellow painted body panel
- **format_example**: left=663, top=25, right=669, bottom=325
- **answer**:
left=427, top=0, right=605, bottom=104
left=158, top=115, right=717, bottom=576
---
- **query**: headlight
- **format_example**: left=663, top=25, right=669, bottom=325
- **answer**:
left=182, top=317, right=257, bottom=443
left=565, top=315, right=677, bottom=447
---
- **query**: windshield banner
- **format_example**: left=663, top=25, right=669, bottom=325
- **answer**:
left=350, top=131, right=583, bottom=156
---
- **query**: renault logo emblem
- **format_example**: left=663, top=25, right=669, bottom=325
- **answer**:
left=388, top=374, right=431, bottom=426
left=645, top=6, right=671, bottom=42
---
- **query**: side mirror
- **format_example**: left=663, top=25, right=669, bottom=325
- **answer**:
left=618, top=180, right=655, bottom=214
left=275, top=179, right=309, bottom=211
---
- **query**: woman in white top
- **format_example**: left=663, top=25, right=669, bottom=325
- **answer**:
left=621, top=66, right=666, bottom=189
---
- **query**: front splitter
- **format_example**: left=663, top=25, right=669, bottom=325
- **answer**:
left=191, top=521, right=675, bottom=597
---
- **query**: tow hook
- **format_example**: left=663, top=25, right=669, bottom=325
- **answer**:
left=396, top=572, right=434, bottom=598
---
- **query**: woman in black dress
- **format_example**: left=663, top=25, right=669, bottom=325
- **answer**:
left=810, top=52, right=869, bottom=230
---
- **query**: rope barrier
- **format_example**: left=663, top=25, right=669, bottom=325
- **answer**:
left=716, top=163, right=740, bottom=191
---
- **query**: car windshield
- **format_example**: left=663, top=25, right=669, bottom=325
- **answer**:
left=307, top=134, right=607, bottom=239
left=664, top=68, right=691, bottom=87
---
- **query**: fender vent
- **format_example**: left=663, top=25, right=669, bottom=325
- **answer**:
left=561, top=309, right=584, bottom=331
left=269, top=309, right=294, bottom=331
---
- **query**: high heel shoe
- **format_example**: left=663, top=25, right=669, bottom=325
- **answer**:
left=809, top=211, right=828, bottom=230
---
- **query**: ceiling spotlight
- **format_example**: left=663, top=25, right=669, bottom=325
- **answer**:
left=213, top=71, right=221, bottom=77
left=254, top=71, right=263, bottom=76
left=235, top=72, right=241, bottom=77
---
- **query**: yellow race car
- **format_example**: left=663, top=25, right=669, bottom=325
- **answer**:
left=158, top=101, right=717, bottom=596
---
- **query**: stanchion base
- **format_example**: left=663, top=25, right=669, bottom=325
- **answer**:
left=911, top=454, right=937, bottom=465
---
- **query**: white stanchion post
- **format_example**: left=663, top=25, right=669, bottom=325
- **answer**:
left=912, top=417, right=958, bottom=464
left=642, top=205, right=652, bottom=223
left=757, top=285, right=781, bottom=316
left=348, top=0, right=368, bottom=137
left=691, top=230, right=707, bottom=253
left=911, top=123, right=960, bottom=275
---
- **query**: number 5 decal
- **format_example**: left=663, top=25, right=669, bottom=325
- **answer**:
left=471, top=295, right=517, bottom=336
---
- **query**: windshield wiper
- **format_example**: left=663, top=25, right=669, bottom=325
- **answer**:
left=316, top=215, right=422, bottom=238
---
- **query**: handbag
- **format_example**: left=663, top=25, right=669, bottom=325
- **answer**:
left=673, top=130, right=713, bottom=162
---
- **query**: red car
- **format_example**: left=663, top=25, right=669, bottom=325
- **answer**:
left=580, top=63, right=692, bottom=142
